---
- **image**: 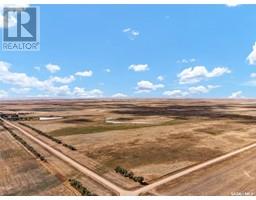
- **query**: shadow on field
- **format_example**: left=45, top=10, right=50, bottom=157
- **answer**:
left=112, top=104, right=256, bottom=122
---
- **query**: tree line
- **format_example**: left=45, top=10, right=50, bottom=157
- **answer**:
left=1, top=122, right=46, bottom=162
left=19, top=122, right=77, bottom=151
left=63, top=143, right=77, bottom=150
left=69, top=179, right=97, bottom=196
left=115, top=166, right=148, bottom=185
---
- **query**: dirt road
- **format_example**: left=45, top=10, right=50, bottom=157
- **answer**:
left=2, top=117, right=256, bottom=196
left=133, top=141, right=256, bottom=195
left=151, top=147, right=256, bottom=195
left=0, top=118, right=130, bottom=196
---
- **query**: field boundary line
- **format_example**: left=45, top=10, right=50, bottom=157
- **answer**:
left=133, top=141, right=256, bottom=195
left=2, top=117, right=256, bottom=196
left=1, top=118, right=131, bottom=196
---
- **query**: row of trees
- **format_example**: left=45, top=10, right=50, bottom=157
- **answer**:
left=1, top=123, right=46, bottom=162
left=19, top=122, right=77, bottom=151
left=19, top=122, right=62, bottom=144
left=69, top=179, right=97, bottom=196
left=115, top=166, right=148, bottom=185
left=63, top=144, right=77, bottom=151
left=17, top=116, right=39, bottom=121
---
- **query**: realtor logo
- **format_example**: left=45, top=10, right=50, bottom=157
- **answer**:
left=2, top=6, right=40, bottom=51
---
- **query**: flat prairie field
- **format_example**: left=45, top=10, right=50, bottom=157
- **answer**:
left=0, top=99, right=256, bottom=195
left=1, top=99, right=256, bottom=188
left=0, top=125, right=76, bottom=195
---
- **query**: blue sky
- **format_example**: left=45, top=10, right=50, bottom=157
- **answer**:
left=0, top=4, right=256, bottom=99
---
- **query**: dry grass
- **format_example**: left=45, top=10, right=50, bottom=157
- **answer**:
left=0, top=126, right=74, bottom=195
left=2, top=99, right=256, bottom=189
left=49, top=119, right=185, bottom=137
left=151, top=148, right=256, bottom=195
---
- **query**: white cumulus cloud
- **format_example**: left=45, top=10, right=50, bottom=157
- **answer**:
left=136, top=80, right=164, bottom=93
left=0, top=61, right=49, bottom=88
left=188, top=85, right=219, bottom=94
left=48, top=75, right=75, bottom=84
left=157, top=75, right=164, bottom=81
left=163, top=85, right=219, bottom=98
left=123, top=28, right=131, bottom=32
left=105, top=68, right=111, bottom=73
left=46, top=85, right=72, bottom=97
left=129, top=64, right=149, bottom=72
left=112, top=93, right=128, bottom=98
left=247, top=42, right=256, bottom=65
left=177, top=58, right=196, bottom=64
left=0, top=61, right=101, bottom=98
left=123, top=27, right=140, bottom=40
left=0, top=60, right=106, bottom=98
left=163, top=90, right=188, bottom=98
left=226, top=1, right=239, bottom=7
left=178, top=66, right=231, bottom=84
left=75, top=70, right=93, bottom=77
left=229, top=91, right=244, bottom=99
left=46, top=64, right=61, bottom=73
left=73, top=87, right=103, bottom=98
left=250, top=73, right=256, bottom=78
